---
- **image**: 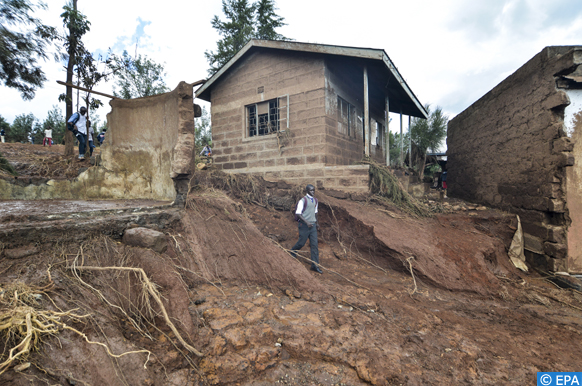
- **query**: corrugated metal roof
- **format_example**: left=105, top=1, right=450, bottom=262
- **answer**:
left=196, top=39, right=427, bottom=119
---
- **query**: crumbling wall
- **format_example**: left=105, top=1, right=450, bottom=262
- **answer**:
left=447, top=46, right=582, bottom=272
left=0, top=82, right=196, bottom=202
left=565, top=89, right=582, bottom=272
left=98, top=81, right=196, bottom=203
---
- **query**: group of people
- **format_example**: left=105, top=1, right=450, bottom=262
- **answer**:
left=67, top=106, right=106, bottom=160
left=2, top=107, right=323, bottom=274
left=0, top=108, right=106, bottom=155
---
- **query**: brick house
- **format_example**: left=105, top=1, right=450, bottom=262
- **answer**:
left=195, top=40, right=427, bottom=191
left=447, top=46, right=582, bottom=273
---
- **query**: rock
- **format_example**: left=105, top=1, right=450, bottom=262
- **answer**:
left=224, top=328, right=247, bottom=350
left=267, top=195, right=294, bottom=211
left=4, top=246, right=37, bottom=259
left=203, top=308, right=243, bottom=330
left=244, top=307, right=266, bottom=323
left=14, top=362, right=30, bottom=372
left=476, top=206, right=487, bottom=211
left=284, top=289, right=301, bottom=299
left=211, top=335, right=227, bottom=356
left=122, top=227, right=167, bottom=253
left=325, top=189, right=349, bottom=199
left=350, top=193, right=368, bottom=201
left=166, top=369, right=193, bottom=386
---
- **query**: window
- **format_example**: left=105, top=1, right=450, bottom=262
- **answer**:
left=247, top=99, right=280, bottom=137
left=337, top=96, right=355, bottom=137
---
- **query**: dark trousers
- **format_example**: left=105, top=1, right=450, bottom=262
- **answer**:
left=291, top=222, right=319, bottom=269
left=76, top=132, right=87, bottom=156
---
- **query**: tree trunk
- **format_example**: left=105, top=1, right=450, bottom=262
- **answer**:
left=64, top=0, right=77, bottom=157
left=420, top=153, right=427, bottom=182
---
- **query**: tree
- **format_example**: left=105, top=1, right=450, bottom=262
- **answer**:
left=41, top=105, right=66, bottom=144
left=8, top=113, right=36, bottom=143
left=60, top=0, right=90, bottom=156
left=389, top=131, right=401, bottom=167
left=0, top=0, right=58, bottom=99
left=108, top=50, right=169, bottom=99
left=255, top=0, right=285, bottom=40
left=195, top=106, right=212, bottom=154
left=205, top=0, right=288, bottom=75
left=409, top=104, right=448, bottom=177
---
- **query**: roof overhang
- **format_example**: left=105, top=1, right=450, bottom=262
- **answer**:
left=196, top=40, right=428, bottom=119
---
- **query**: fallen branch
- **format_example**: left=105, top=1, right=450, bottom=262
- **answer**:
left=531, top=287, right=582, bottom=313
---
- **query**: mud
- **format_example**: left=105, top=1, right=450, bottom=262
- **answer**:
left=0, top=144, right=581, bottom=385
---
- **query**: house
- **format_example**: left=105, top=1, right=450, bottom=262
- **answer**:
left=447, top=46, right=582, bottom=273
left=195, top=40, right=427, bottom=191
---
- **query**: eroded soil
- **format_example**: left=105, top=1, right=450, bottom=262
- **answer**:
left=0, top=143, right=581, bottom=386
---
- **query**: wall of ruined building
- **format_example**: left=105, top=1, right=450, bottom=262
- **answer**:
left=447, top=47, right=580, bottom=272
left=324, top=61, right=387, bottom=167
left=209, top=50, right=328, bottom=179
left=0, top=82, right=195, bottom=202
left=565, top=89, right=582, bottom=272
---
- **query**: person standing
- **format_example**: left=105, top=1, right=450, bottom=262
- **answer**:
left=290, top=184, right=322, bottom=274
left=441, top=169, right=448, bottom=198
left=87, top=121, right=95, bottom=156
left=0, top=128, right=5, bottom=143
left=43, top=127, right=52, bottom=147
left=68, top=106, right=88, bottom=160
left=97, top=128, right=106, bottom=145
left=200, top=143, right=212, bottom=157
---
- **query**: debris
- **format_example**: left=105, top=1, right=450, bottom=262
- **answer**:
left=13, top=362, right=30, bottom=372
left=507, top=215, right=528, bottom=272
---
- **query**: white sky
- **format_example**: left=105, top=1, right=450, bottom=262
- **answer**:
left=2, top=0, right=582, bottom=133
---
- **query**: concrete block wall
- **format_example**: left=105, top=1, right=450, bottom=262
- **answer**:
left=209, top=50, right=328, bottom=171
left=234, top=163, right=370, bottom=193
left=447, top=47, right=581, bottom=271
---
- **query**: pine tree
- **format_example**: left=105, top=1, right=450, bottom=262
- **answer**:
left=255, top=0, right=285, bottom=40
left=205, top=0, right=288, bottom=76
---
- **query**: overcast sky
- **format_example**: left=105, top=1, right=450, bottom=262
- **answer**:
left=2, top=0, right=582, bottom=132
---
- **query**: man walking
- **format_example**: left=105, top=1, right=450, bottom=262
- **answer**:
left=68, top=106, right=88, bottom=160
left=291, top=184, right=322, bottom=273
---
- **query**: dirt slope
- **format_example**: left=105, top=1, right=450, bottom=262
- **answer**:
left=1, top=143, right=582, bottom=385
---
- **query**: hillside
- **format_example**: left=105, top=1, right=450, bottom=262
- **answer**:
left=1, top=143, right=581, bottom=385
